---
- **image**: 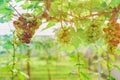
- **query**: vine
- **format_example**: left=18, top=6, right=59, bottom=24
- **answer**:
left=26, top=45, right=31, bottom=80
left=11, top=32, right=16, bottom=80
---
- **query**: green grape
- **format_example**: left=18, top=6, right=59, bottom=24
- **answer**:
left=55, top=26, right=72, bottom=44
left=12, top=33, right=22, bottom=45
left=85, top=20, right=102, bottom=44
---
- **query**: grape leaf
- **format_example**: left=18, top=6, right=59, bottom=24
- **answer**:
left=111, top=0, right=120, bottom=8
left=22, top=1, right=39, bottom=9
left=15, top=0, right=21, bottom=2
left=0, top=13, right=13, bottom=23
left=0, top=51, right=7, bottom=54
left=0, top=0, right=10, bottom=5
left=107, top=77, right=116, bottom=80
left=80, top=72, right=90, bottom=80
left=42, top=20, right=57, bottom=31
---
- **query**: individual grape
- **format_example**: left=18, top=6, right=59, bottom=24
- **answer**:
left=23, top=32, right=32, bottom=38
left=13, top=21, right=18, bottom=25
left=32, top=22, right=37, bottom=26
left=18, top=17, right=24, bottom=21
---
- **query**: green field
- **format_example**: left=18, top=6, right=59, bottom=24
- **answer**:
left=0, top=55, right=80, bottom=80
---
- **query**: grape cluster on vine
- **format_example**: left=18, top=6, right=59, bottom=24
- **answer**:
left=55, top=26, right=72, bottom=44
left=103, top=22, right=120, bottom=54
left=85, top=20, right=102, bottom=44
left=13, top=13, right=41, bottom=44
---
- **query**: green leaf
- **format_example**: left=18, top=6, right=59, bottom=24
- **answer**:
left=68, top=0, right=78, bottom=10
left=42, top=20, right=57, bottom=31
left=5, top=6, right=13, bottom=11
left=101, top=2, right=107, bottom=8
left=32, top=7, right=43, bottom=15
left=80, top=72, right=90, bottom=80
left=0, top=4, right=11, bottom=14
left=16, top=54, right=26, bottom=59
left=18, top=71, right=29, bottom=80
left=70, top=28, right=84, bottom=47
left=22, top=1, right=39, bottom=9
left=0, top=65, right=9, bottom=72
left=60, top=44, right=75, bottom=53
left=0, top=12, right=13, bottom=23
left=0, top=51, right=7, bottom=54
left=2, top=40, right=12, bottom=49
left=111, top=0, right=120, bottom=8
left=110, top=55, right=115, bottom=61
left=107, top=76, right=116, bottom=80
left=115, top=49, right=120, bottom=55
left=0, top=16, right=4, bottom=23
left=0, top=4, right=13, bottom=23
left=0, top=0, right=10, bottom=5
left=113, top=65, right=120, bottom=71
left=15, top=0, right=21, bottom=2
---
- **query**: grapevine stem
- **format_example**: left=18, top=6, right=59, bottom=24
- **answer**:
left=88, top=58, right=91, bottom=74
left=26, top=45, right=31, bottom=80
left=46, top=0, right=51, bottom=12
left=36, top=4, right=120, bottom=23
left=98, top=62, right=101, bottom=80
left=11, top=42, right=16, bottom=80
left=45, top=0, right=51, bottom=21
left=60, top=1, right=63, bottom=28
left=90, top=0, right=92, bottom=15
left=95, top=45, right=101, bottom=80
left=106, top=54, right=111, bottom=79
left=37, top=11, right=113, bottom=23
left=109, top=4, right=120, bottom=23
left=8, top=3, right=23, bottom=18
left=76, top=49, right=81, bottom=80
left=46, top=59, right=52, bottom=80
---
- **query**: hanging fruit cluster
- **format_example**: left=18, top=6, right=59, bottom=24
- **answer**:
left=55, top=26, right=72, bottom=44
left=13, top=13, right=41, bottom=44
left=103, top=22, right=120, bottom=54
left=85, top=20, right=102, bottom=44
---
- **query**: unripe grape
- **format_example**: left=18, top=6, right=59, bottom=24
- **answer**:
left=55, top=26, right=72, bottom=44
left=85, top=20, right=102, bottom=44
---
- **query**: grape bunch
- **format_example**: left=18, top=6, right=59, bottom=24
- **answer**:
left=85, top=20, right=102, bottom=44
left=103, top=22, right=120, bottom=54
left=13, top=13, right=41, bottom=44
left=55, top=26, right=72, bottom=44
